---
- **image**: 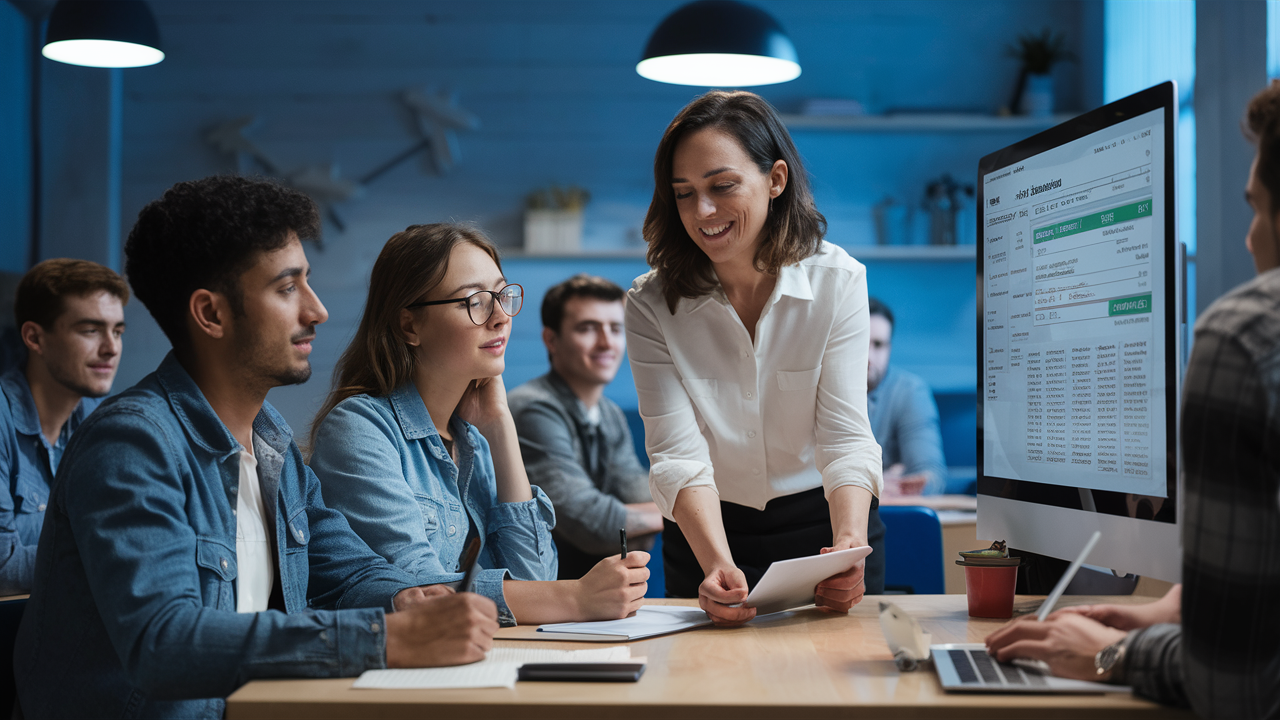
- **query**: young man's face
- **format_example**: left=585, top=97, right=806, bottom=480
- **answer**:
left=26, top=290, right=125, bottom=398
left=1245, top=156, right=1280, bottom=274
left=544, top=297, right=626, bottom=390
left=230, top=236, right=328, bottom=387
left=867, top=313, right=893, bottom=392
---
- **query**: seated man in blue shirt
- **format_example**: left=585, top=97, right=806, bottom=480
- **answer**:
left=866, top=297, right=947, bottom=496
left=0, top=259, right=127, bottom=593
left=14, top=176, right=498, bottom=719
left=508, top=274, right=662, bottom=579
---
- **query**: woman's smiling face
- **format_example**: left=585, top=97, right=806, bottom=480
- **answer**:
left=670, top=127, right=787, bottom=268
left=404, top=242, right=512, bottom=383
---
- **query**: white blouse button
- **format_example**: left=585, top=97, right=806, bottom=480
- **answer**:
left=745, top=391, right=753, bottom=399
left=748, top=431, right=756, bottom=438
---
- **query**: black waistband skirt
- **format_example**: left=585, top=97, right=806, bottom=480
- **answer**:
left=662, top=486, right=885, bottom=599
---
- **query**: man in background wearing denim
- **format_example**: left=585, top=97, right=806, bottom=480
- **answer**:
left=509, top=274, right=662, bottom=580
left=14, top=176, right=498, bottom=719
left=866, top=297, right=947, bottom=495
left=0, top=259, right=127, bottom=594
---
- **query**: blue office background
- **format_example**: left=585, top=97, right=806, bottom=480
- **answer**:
left=1, top=1, right=1106, bottom=446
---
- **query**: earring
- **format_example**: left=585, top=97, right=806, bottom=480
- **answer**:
left=769, top=196, right=775, bottom=213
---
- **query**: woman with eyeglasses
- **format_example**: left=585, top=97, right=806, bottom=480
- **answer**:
left=309, top=223, right=649, bottom=625
left=628, top=91, right=884, bottom=625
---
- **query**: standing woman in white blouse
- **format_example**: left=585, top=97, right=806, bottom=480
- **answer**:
left=627, top=90, right=884, bottom=625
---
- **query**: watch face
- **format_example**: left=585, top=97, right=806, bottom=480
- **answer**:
left=1096, top=644, right=1119, bottom=673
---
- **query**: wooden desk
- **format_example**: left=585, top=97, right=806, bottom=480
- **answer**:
left=225, top=595, right=1191, bottom=720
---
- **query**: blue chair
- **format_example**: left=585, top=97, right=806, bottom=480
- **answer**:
left=879, top=505, right=946, bottom=594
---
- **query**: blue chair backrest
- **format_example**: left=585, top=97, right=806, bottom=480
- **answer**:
left=879, top=505, right=945, bottom=594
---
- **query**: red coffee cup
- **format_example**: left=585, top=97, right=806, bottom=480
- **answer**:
left=962, top=564, right=1019, bottom=618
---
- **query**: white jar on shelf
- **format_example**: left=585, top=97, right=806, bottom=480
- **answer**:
left=523, top=209, right=583, bottom=254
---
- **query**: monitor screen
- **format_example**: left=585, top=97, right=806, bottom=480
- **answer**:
left=976, top=83, right=1184, bottom=581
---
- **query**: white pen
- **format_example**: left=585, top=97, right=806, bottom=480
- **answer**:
left=1036, top=530, right=1103, bottom=622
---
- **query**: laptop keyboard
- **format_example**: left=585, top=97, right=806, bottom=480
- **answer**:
left=947, top=648, right=1048, bottom=687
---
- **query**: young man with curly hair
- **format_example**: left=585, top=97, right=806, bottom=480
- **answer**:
left=14, top=176, right=499, bottom=719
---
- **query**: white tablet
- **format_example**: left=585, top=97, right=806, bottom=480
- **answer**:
left=744, top=546, right=874, bottom=616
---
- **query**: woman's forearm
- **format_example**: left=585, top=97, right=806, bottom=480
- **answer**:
left=671, top=486, right=736, bottom=574
left=501, top=580, right=578, bottom=625
left=828, top=484, right=873, bottom=548
left=482, top=416, right=534, bottom=504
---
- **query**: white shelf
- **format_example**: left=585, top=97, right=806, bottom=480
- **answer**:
left=846, top=244, right=976, bottom=261
left=500, top=247, right=647, bottom=260
left=780, top=113, right=1075, bottom=133
left=501, top=245, right=974, bottom=261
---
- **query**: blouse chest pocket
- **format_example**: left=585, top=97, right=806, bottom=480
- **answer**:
left=194, top=536, right=237, bottom=610
left=775, top=366, right=822, bottom=450
left=776, top=366, right=822, bottom=392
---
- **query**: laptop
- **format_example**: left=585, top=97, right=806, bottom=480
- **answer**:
left=932, top=643, right=1130, bottom=694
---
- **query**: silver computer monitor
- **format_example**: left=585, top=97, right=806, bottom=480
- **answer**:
left=976, top=82, right=1184, bottom=582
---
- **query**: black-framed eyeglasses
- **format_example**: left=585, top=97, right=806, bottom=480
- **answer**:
left=405, top=284, right=523, bottom=326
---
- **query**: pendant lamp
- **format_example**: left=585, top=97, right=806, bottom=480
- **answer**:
left=637, top=0, right=800, bottom=87
left=42, top=0, right=164, bottom=68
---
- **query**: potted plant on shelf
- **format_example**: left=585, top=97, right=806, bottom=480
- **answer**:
left=524, top=185, right=590, bottom=254
left=1006, top=28, right=1075, bottom=118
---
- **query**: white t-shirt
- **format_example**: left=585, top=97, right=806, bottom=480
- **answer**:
left=235, top=449, right=274, bottom=613
left=626, top=241, right=883, bottom=518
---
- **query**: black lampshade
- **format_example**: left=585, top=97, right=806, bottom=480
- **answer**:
left=637, top=0, right=800, bottom=87
left=43, top=0, right=164, bottom=68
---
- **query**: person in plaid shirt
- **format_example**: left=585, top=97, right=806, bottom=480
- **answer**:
left=986, top=81, right=1280, bottom=719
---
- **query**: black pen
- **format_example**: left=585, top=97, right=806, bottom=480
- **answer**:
left=458, top=536, right=482, bottom=593
left=620, top=528, right=628, bottom=560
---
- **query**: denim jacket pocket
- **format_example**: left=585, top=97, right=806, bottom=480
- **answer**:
left=13, top=471, right=47, bottom=515
left=285, top=506, right=309, bottom=550
left=414, top=494, right=441, bottom=536
left=194, top=536, right=237, bottom=610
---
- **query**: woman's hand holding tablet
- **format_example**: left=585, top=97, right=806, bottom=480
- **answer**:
left=699, top=566, right=756, bottom=627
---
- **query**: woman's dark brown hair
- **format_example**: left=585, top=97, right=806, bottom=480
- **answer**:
left=643, top=90, right=827, bottom=313
left=308, top=223, right=501, bottom=453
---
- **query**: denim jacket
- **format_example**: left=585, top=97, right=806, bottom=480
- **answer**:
left=310, top=383, right=557, bottom=626
left=0, top=367, right=99, bottom=594
left=14, top=353, right=420, bottom=719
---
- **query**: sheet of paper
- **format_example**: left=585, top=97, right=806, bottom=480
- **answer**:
left=353, top=646, right=631, bottom=689
left=744, top=546, right=873, bottom=616
left=538, top=604, right=712, bottom=639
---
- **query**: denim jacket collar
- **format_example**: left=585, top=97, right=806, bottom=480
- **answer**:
left=153, top=352, right=293, bottom=461
left=389, top=382, right=440, bottom=441
left=0, top=366, right=98, bottom=440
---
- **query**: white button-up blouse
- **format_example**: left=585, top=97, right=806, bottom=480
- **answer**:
left=626, top=241, right=883, bottom=520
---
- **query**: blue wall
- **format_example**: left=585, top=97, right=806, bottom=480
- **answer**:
left=0, top=1, right=31, bottom=274
left=16, top=0, right=1099, bottom=433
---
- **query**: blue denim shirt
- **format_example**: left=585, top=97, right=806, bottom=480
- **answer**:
left=310, top=383, right=557, bottom=626
left=0, top=367, right=99, bottom=594
left=14, top=353, right=421, bottom=719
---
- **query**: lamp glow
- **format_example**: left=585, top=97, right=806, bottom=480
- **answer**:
left=42, top=0, right=164, bottom=69
left=42, top=39, right=163, bottom=68
left=638, top=1, right=800, bottom=87
left=636, top=54, right=800, bottom=87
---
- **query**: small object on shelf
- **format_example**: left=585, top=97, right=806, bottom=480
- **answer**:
left=922, top=174, right=975, bottom=246
left=872, top=196, right=909, bottom=246
left=524, top=186, right=590, bottom=255
left=1005, top=28, right=1075, bottom=117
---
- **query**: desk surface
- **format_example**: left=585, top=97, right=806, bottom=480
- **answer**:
left=225, top=595, right=1191, bottom=720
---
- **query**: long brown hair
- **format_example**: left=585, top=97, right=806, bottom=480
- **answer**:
left=643, top=90, right=827, bottom=313
left=308, top=223, right=501, bottom=452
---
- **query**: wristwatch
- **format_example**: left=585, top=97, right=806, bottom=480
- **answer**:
left=1094, top=634, right=1129, bottom=683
